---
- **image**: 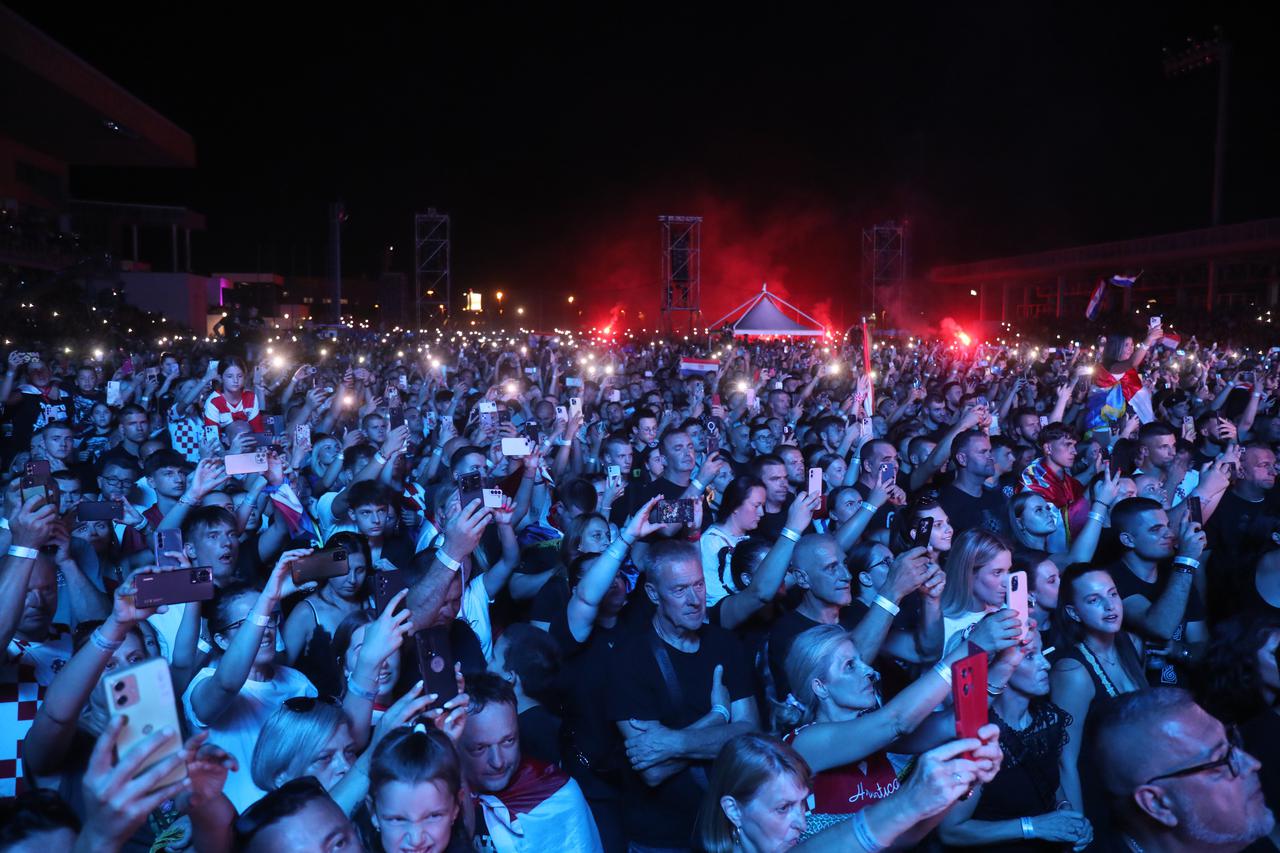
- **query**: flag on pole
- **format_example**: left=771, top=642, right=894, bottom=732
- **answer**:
left=1159, top=331, right=1182, bottom=349
left=679, top=357, right=719, bottom=376
left=1085, top=278, right=1107, bottom=320
left=1109, top=273, right=1141, bottom=287
left=861, top=323, right=874, bottom=417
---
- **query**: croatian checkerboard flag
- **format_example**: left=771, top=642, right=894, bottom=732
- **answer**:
left=270, top=483, right=320, bottom=546
left=679, top=357, right=719, bottom=376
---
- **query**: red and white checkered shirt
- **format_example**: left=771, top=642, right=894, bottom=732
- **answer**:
left=203, top=390, right=264, bottom=434
left=1, top=627, right=72, bottom=796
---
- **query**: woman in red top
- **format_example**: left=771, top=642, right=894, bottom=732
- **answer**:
left=203, top=357, right=265, bottom=434
left=780, top=616, right=1021, bottom=838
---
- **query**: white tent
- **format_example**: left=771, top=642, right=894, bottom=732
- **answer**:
left=709, top=283, right=826, bottom=337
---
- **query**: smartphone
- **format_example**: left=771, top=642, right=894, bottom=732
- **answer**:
left=78, top=500, right=124, bottom=522
left=385, top=385, right=401, bottom=406
left=569, top=397, right=583, bottom=419
left=745, top=388, right=757, bottom=409
left=482, top=487, right=506, bottom=509
left=952, top=645, right=990, bottom=747
left=878, top=462, right=895, bottom=488
left=1149, top=315, right=1162, bottom=328
left=374, top=568, right=408, bottom=613
left=208, top=360, right=219, bottom=375
left=501, top=437, right=534, bottom=457
left=291, top=548, right=351, bottom=585
left=25, top=460, right=51, bottom=482
left=457, top=472, right=483, bottom=508
left=106, top=381, right=123, bottom=407
left=555, top=406, right=568, bottom=422
left=607, top=465, right=623, bottom=490
left=21, top=476, right=49, bottom=505
left=711, top=394, right=722, bottom=407
left=1039, top=415, right=1050, bottom=427
left=1187, top=496, right=1203, bottom=526
left=203, top=425, right=221, bottom=446
left=133, top=567, right=215, bottom=608
left=564, top=377, right=583, bottom=388
left=910, top=516, right=934, bottom=547
left=266, top=415, right=285, bottom=437
left=294, top=423, right=312, bottom=450
left=224, top=450, right=269, bottom=475
left=608, top=390, right=622, bottom=403
left=652, top=499, right=695, bottom=525
left=521, top=421, right=541, bottom=442
left=103, top=658, right=186, bottom=793
left=388, top=407, right=406, bottom=430
left=1005, top=571, right=1029, bottom=641
left=416, top=626, right=459, bottom=704
left=808, top=467, right=827, bottom=520
left=155, top=529, right=184, bottom=567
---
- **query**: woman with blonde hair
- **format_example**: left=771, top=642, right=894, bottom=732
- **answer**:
left=779, top=615, right=1020, bottom=839
left=696, top=729, right=1005, bottom=852
left=940, top=528, right=1019, bottom=653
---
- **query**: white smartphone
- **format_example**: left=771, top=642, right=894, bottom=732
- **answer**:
left=808, top=466, right=823, bottom=497
left=1006, top=570, right=1030, bottom=640
left=478, top=401, right=497, bottom=414
left=607, top=464, right=623, bottom=489
left=106, top=381, right=123, bottom=407
left=1149, top=315, right=1162, bottom=328
left=224, top=450, right=269, bottom=475
left=482, top=487, right=506, bottom=508
left=555, top=406, right=568, bottom=422
left=203, top=425, right=221, bottom=445
left=569, top=397, right=582, bottom=419
left=501, top=437, right=534, bottom=457
left=103, top=657, right=185, bottom=793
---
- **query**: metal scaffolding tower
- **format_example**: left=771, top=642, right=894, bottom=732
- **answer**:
left=414, top=209, right=450, bottom=328
left=660, top=215, right=701, bottom=332
left=862, top=221, right=905, bottom=319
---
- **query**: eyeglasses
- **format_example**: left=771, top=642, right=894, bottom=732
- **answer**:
left=1143, top=726, right=1246, bottom=785
left=215, top=612, right=280, bottom=634
left=100, top=476, right=133, bottom=488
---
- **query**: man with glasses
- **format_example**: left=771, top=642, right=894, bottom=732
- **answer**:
left=1093, top=687, right=1273, bottom=852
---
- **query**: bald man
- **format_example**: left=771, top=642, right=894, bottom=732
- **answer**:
left=1093, top=688, right=1272, bottom=853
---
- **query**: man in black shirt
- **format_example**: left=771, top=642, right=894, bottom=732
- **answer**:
left=606, top=540, right=758, bottom=851
left=1106, top=497, right=1207, bottom=687
left=750, top=453, right=794, bottom=540
left=937, top=430, right=1011, bottom=538
left=851, top=438, right=904, bottom=538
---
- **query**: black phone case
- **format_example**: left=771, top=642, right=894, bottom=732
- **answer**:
left=374, top=569, right=408, bottom=613
left=291, top=549, right=351, bottom=584
left=416, top=626, right=458, bottom=704
left=78, top=500, right=123, bottom=522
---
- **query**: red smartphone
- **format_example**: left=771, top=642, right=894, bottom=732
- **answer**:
left=952, top=645, right=989, bottom=748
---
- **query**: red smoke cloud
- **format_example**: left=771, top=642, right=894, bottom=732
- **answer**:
left=565, top=192, right=862, bottom=331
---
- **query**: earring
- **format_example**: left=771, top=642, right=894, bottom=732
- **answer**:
left=732, top=825, right=741, bottom=845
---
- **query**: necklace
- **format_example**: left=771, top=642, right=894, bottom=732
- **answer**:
left=1084, top=637, right=1118, bottom=665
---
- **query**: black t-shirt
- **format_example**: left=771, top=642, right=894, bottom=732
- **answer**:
left=1207, top=490, right=1279, bottom=557
left=852, top=481, right=896, bottom=534
left=604, top=622, right=754, bottom=847
left=1107, top=559, right=1204, bottom=688
left=755, top=493, right=796, bottom=541
left=767, top=604, right=863, bottom=700
left=938, top=482, right=1012, bottom=539
left=610, top=475, right=686, bottom=527
left=518, top=704, right=563, bottom=766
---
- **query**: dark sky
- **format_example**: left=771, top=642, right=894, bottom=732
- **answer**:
left=12, top=3, right=1280, bottom=326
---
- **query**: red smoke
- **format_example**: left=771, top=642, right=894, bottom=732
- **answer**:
left=568, top=192, right=861, bottom=331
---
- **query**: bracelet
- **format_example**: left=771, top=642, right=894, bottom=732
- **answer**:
left=132, top=519, right=149, bottom=532
left=710, top=704, right=731, bottom=723
left=1091, top=500, right=1112, bottom=510
left=179, top=495, right=199, bottom=507
left=346, top=675, right=378, bottom=702
left=431, top=446, right=443, bottom=456
left=7, top=545, right=38, bottom=560
left=436, top=550, right=463, bottom=572
left=619, top=532, right=636, bottom=546
left=1172, top=555, right=1201, bottom=570
left=586, top=456, right=597, bottom=465
left=374, top=451, right=389, bottom=465
left=1021, top=816, right=1035, bottom=840
left=605, top=540, right=630, bottom=560
left=554, top=438, right=570, bottom=447
left=932, top=661, right=953, bottom=686
left=690, top=478, right=706, bottom=493
left=873, top=594, right=900, bottom=616
left=89, top=628, right=124, bottom=653
left=850, top=811, right=887, bottom=853
left=1088, top=512, right=1106, bottom=524
left=249, top=612, right=273, bottom=628
left=779, top=527, right=801, bottom=543
left=859, top=501, right=878, bottom=514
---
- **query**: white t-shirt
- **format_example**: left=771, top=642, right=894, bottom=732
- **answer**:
left=462, top=574, right=495, bottom=661
left=181, top=664, right=316, bottom=811
left=943, top=609, right=992, bottom=656
left=699, top=525, right=746, bottom=607
left=314, top=491, right=357, bottom=543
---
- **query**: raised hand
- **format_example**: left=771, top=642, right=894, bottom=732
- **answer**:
left=78, top=717, right=188, bottom=851
left=969, top=607, right=1022, bottom=654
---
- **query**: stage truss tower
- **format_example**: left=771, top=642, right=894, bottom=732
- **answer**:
left=862, top=221, right=905, bottom=319
left=660, top=215, right=701, bottom=332
left=414, top=209, right=450, bottom=328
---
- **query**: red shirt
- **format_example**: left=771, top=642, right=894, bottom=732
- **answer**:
left=783, top=726, right=901, bottom=814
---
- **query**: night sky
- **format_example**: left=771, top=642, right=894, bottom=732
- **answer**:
left=12, top=3, right=1280, bottom=328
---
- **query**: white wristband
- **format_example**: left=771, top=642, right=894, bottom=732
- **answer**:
left=932, top=661, right=953, bottom=686
left=436, top=550, right=463, bottom=572
left=779, top=527, right=801, bottom=543
left=690, top=478, right=706, bottom=492
left=711, top=704, right=731, bottom=723
left=873, top=594, right=900, bottom=616
left=374, top=451, right=389, bottom=465
left=7, top=545, right=39, bottom=560
left=1021, top=816, right=1035, bottom=840
left=1172, top=555, right=1201, bottom=570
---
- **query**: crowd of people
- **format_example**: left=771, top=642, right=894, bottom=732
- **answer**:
left=1, top=313, right=1278, bottom=853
